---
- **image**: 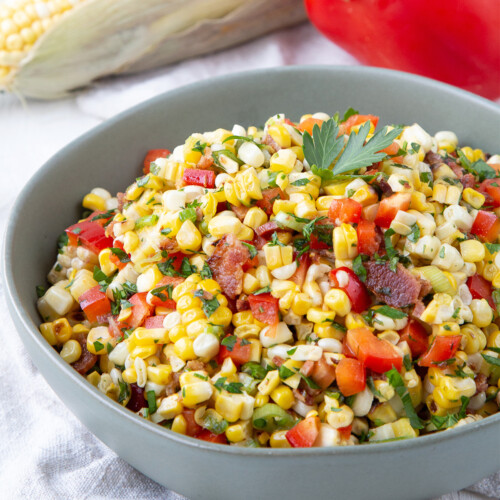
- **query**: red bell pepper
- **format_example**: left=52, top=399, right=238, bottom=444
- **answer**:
left=248, top=293, right=280, bottom=325
left=123, top=292, right=155, bottom=328
left=144, top=315, right=166, bottom=329
left=196, top=429, right=228, bottom=444
left=143, top=149, right=170, bottom=174
left=305, top=0, right=500, bottom=100
left=471, top=210, right=500, bottom=242
left=480, top=179, right=500, bottom=208
left=346, top=327, right=403, bottom=373
left=399, top=320, right=429, bottom=357
left=328, top=198, right=363, bottom=224
left=336, top=358, right=366, bottom=396
left=356, top=220, right=381, bottom=256
left=183, top=168, right=216, bottom=189
left=217, top=335, right=252, bottom=366
left=309, top=356, right=336, bottom=390
left=338, top=425, right=353, bottom=441
left=256, top=188, right=287, bottom=216
left=286, top=416, right=321, bottom=448
left=467, top=274, right=495, bottom=309
left=66, top=219, right=114, bottom=255
left=182, top=409, right=203, bottom=437
left=418, top=335, right=461, bottom=367
left=79, top=285, right=111, bottom=323
left=374, top=192, right=411, bottom=228
left=289, top=253, right=310, bottom=288
left=329, top=267, right=371, bottom=313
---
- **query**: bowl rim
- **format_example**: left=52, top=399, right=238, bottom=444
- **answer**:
left=4, top=64, right=500, bottom=458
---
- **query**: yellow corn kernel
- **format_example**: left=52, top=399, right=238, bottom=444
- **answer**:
left=157, top=394, right=183, bottom=419
left=147, top=364, right=172, bottom=385
left=242, top=273, right=260, bottom=295
left=208, top=306, right=232, bottom=328
left=268, top=124, right=292, bottom=149
left=432, top=387, right=461, bottom=409
left=264, top=244, right=282, bottom=270
left=333, top=223, right=358, bottom=260
left=294, top=200, right=317, bottom=219
left=368, top=402, right=398, bottom=424
left=234, top=324, right=260, bottom=340
left=169, top=325, right=187, bottom=343
left=482, top=263, right=498, bottom=282
left=176, top=220, right=202, bottom=252
left=226, top=420, right=253, bottom=443
left=98, top=248, right=118, bottom=276
left=269, top=430, right=292, bottom=448
left=392, top=418, right=419, bottom=438
left=255, top=265, right=272, bottom=288
left=254, top=393, right=269, bottom=408
left=314, top=323, right=345, bottom=340
left=125, top=182, right=144, bottom=201
left=270, top=385, right=295, bottom=410
left=307, top=307, right=336, bottom=324
left=176, top=295, right=202, bottom=314
left=182, top=382, right=213, bottom=407
left=344, top=313, right=370, bottom=331
left=272, top=199, right=297, bottom=215
left=476, top=401, right=498, bottom=418
left=410, top=191, right=433, bottom=212
left=159, top=211, right=183, bottom=237
left=433, top=322, right=461, bottom=337
left=86, top=371, right=101, bottom=387
left=487, top=329, right=500, bottom=349
left=352, top=185, right=379, bottom=207
left=232, top=311, right=255, bottom=328
left=470, top=299, right=493, bottom=328
left=129, top=345, right=158, bottom=359
left=291, top=293, right=313, bottom=316
left=186, top=319, right=209, bottom=338
left=258, top=370, right=281, bottom=396
left=460, top=240, right=485, bottom=263
left=462, top=188, right=485, bottom=209
left=82, top=193, right=106, bottom=212
left=52, top=318, right=72, bottom=345
left=324, top=289, right=351, bottom=316
left=181, top=308, right=205, bottom=326
left=174, top=337, right=197, bottom=361
left=315, top=196, right=335, bottom=211
left=236, top=225, right=254, bottom=241
left=460, top=324, right=487, bottom=354
left=122, top=367, right=137, bottom=384
left=60, top=339, right=82, bottom=364
left=243, top=207, right=268, bottom=229
left=39, top=322, right=57, bottom=346
left=215, top=393, right=244, bottom=422
left=171, top=414, right=187, bottom=434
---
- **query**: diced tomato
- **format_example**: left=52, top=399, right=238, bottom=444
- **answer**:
left=399, top=320, right=429, bottom=357
left=374, top=192, right=411, bottom=228
left=418, top=335, right=462, bottom=367
left=481, top=179, right=500, bottom=207
left=65, top=220, right=114, bottom=255
left=182, top=409, right=203, bottom=437
left=196, top=429, right=228, bottom=444
left=183, top=168, right=216, bottom=189
left=339, top=114, right=379, bottom=136
left=143, top=149, right=170, bottom=174
left=147, top=275, right=183, bottom=309
left=290, top=254, right=310, bottom=287
left=87, top=210, right=114, bottom=227
left=329, top=267, right=371, bottom=313
left=217, top=335, right=252, bottom=366
left=309, top=356, right=336, bottom=389
left=380, top=141, right=404, bottom=164
left=346, top=327, right=403, bottom=373
left=328, top=198, right=363, bottom=224
left=108, top=316, right=126, bottom=339
left=256, top=188, right=287, bottom=216
left=144, top=315, right=166, bottom=329
left=298, top=117, right=324, bottom=135
left=356, top=220, right=381, bottom=255
left=467, top=274, right=495, bottom=309
left=248, top=293, right=280, bottom=325
left=309, top=217, right=334, bottom=250
left=336, top=358, right=366, bottom=396
left=471, top=210, right=500, bottom=242
left=242, top=255, right=259, bottom=272
left=286, top=416, right=320, bottom=448
left=109, top=240, right=128, bottom=270
left=338, top=425, right=352, bottom=441
left=255, top=221, right=281, bottom=238
left=160, top=251, right=186, bottom=273
left=79, top=285, right=111, bottom=323
left=123, top=292, right=155, bottom=328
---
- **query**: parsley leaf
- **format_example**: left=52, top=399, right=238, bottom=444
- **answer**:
left=118, top=381, right=130, bottom=404
left=242, top=242, right=258, bottom=258
left=146, top=390, right=157, bottom=414
left=341, top=107, right=360, bottom=122
left=268, top=232, right=285, bottom=247
left=93, top=266, right=113, bottom=291
left=200, top=262, right=213, bottom=279
left=352, top=254, right=367, bottom=282
left=303, top=118, right=344, bottom=173
left=457, top=149, right=496, bottom=181
left=481, top=353, right=500, bottom=367
left=291, top=178, right=311, bottom=186
left=485, top=243, right=500, bottom=254
left=135, top=214, right=159, bottom=230
left=241, top=362, right=268, bottom=380
left=253, top=286, right=271, bottom=295
left=278, top=365, right=295, bottom=379
left=110, top=247, right=130, bottom=263
left=179, top=258, right=197, bottom=278
left=36, top=285, right=46, bottom=298
left=192, top=140, right=207, bottom=153
left=407, top=223, right=420, bottom=243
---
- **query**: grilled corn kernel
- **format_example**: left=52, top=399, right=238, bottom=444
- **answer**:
left=215, top=393, right=244, bottom=422
left=470, top=299, right=493, bottom=328
left=324, top=289, right=351, bottom=316
left=171, top=414, right=187, bottom=434
left=268, top=124, right=292, bottom=149
left=270, top=385, right=295, bottom=410
left=307, top=307, right=336, bottom=324
left=174, top=337, right=197, bottom=361
left=83, top=193, right=107, bottom=212
left=176, top=220, right=202, bottom=251
left=60, top=339, right=82, bottom=364
left=226, top=420, right=253, bottom=443
left=243, top=207, right=268, bottom=229
left=462, top=188, right=485, bottom=209
left=147, top=364, right=172, bottom=385
left=258, top=370, right=281, bottom=396
left=182, top=381, right=213, bottom=407
left=269, top=430, right=292, bottom=448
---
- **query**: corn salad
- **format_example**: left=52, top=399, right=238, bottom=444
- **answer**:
left=37, top=111, right=500, bottom=447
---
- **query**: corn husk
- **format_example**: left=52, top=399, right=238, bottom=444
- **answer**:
left=0, top=0, right=305, bottom=99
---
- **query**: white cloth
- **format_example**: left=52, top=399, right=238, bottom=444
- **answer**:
left=0, top=22, right=499, bottom=500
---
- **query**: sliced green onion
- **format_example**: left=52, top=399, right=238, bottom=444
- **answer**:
left=252, top=403, right=295, bottom=432
left=416, top=266, right=455, bottom=295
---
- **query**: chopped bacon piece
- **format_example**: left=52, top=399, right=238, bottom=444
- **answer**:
left=236, top=297, right=250, bottom=311
left=475, top=373, right=488, bottom=394
left=460, top=173, right=476, bottom=189
left=272, top=356, right=285, bottom=367
left=196, top=147, right=214, bottom=170
left=207, top=234, right=250, bottom=299
left=230, top=204, right=250, bottom=221
left=117, top=192, right=126, bottom=211
left=159, top=238, right=177, bottom=251
left=364, top=261, right=429, bottom=308
left=71, top=333, right=98, bottom=375
left=262, top=134, right=280, bottom=152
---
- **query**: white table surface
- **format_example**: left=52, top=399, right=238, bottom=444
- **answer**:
left=0, top=22, right=498, bottom=500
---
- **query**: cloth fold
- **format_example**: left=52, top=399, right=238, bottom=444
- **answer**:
left=0, top=22, right=498, bottom=500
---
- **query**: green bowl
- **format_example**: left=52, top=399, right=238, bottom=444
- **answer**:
left=4, top=66, right=500, bottom=500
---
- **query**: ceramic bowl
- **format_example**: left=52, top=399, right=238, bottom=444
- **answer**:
left=4, top=66, right=500, bottom=500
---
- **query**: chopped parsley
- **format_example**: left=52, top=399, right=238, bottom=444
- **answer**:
left=135, top=214, right=159, bottom=230
left=407, top=223, right=420, bottom=243
left=291, top=178, right=311, bottom=187
left=110, top=247, right=130, bottom=263
left=375, top=305, right=407, bottom=320
left=36, top=285, right=46, bottom=298
left=200, top=262, right=213, bottom=279
left=253, top=286, right=271, bottom=295
left=241, top=362, right=268, bottom=380
left=352, top=254, right=368, bottom=282
left=221, top=335, right=249, bottom=351
left=242, top=242, right=258, bottom=258
left=430, top=396, right=469, bottom=430
left=146, top=390, right=157, bottom=414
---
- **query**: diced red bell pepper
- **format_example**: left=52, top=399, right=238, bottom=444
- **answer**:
left=481, top=179, right=500, bottom=207
left=217, top=335, right=252, bottom=366
left=147, top=275, right=183, bottom=309
left=309, top=217, right=335, bottom=250
left=356, top=219, right=381, bottom=255
left=298, top=117, right=324, bottom=135
left=143, top=149, right=170, bottom=174
left=286, top=416, right=321, bottom=448
left=336, top=358, right=366, bottom=396
left=183, top=168, right=216, bottom=188
left=328, top=198, right=363, bottom=224
left=346, top=327, right=403, bottom=373
left=339, top=114, right=379, bottom=136
left=329, top=267, right=371, bottom=313
left=196, top=429, right=228, bottom=444
left=471, top=210, right=500, bottom=242
left=79, top=285, right=111, bottom=323
left=182, top=409, right=203, bottom=437
left=66, top=220, right=114, bottom=255
left=144, top=315, right=166, bottom=329
left=123, top=292, right=155, bottom=328
left=338, top=424, right=353, bottom=441
left=399, top=320, right=429, bottom=357
left=467, top=274, right=495, bottom=309
left=109, top=240, right=128, bottom=270
left=374, top=192, right=411, bottom=228
left=289, top=254, right=310, bottom=288
left=256, top=188, right=287, bottom=216
left=108, top=316, right=126, bottom=339
left=160, top=252, right=186, bottom=273
left=418, top=335, right=462, bottom=367
left=255, top=221, right=281, bottom=238
left=309, top=356, right=336, bottom=389
left=248, top=293, right=280, bottom=325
